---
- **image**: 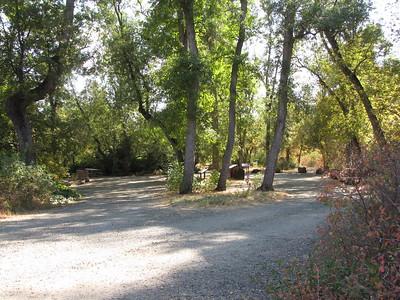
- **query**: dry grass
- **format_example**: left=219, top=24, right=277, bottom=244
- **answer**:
left=166, top=187, right=290, bottom=208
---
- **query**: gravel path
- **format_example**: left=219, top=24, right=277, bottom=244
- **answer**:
left=0, top=173, right=329, bottom=299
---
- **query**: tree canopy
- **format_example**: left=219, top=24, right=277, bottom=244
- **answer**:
left=0, top=0, right=399, bottom=192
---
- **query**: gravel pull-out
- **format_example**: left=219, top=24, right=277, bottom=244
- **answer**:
left=0, top=173, right=329, bottom=299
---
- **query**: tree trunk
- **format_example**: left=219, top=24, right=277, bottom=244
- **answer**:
left=346, top=135, right=361, bottom=167
left=5, top=94, right=34, bottom=164
left=285, top=147, right=290, bottom=163
left=265, top=57, right=279, bottom=168
left=179, top=0, right=200, bottom=194
left=6, top=0, right=75, bottom=164
left=211, top=89, right=220, bottom=170
left=216, top=0, right=248, bottom=191
left=323, top=31, right=387, bottom=148
left=297, top=145, right=302, bottom=166
left=265, top=117, right=271, bottom=159
left=49, top=94, right=59, bottom=157
left=259, top=5, right=296, bottom=191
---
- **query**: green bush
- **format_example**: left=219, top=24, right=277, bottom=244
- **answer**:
left=0, top=154, right=80, bottom=213
left=53, top=181, right=80, bottom=199
left=249, top=173, right=263, bottom=190
left=195, top=170, right=220, bottom=192
left=166, top=162, right=183, bottom=192
left=277, top=159, right=296, bottom=170
left=166, top=163, right=220, bottom=193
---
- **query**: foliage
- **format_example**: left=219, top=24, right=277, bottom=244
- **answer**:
left=166, top=162, right=184, bottom=192
left=53, top=181, right=80, bottom=200
left=276, top=158, right=296, bottom=170
left=267, top=146, right=400, bottom=299
left=0, top=154, right=80, bottom=213
left=166, top=163, right=220, bottom=193
left=195, top=170, right=220, bottom=193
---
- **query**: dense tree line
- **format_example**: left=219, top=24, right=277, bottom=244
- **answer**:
left=1, top=0, right=399, bottom=193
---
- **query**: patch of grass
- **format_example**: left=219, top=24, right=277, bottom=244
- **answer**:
left=168, top=189, right=290, bottom=207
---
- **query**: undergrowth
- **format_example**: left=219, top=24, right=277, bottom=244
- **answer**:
left=169, top=173, right=287, bottom=207
left=0, top=154, right=80, bottom=213
left=267, top=145, right=400, bottom=299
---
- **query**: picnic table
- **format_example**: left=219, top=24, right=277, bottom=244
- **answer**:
left=85, top=168, right=102, bottom=177
left=196, top=167, right=208, bottom=180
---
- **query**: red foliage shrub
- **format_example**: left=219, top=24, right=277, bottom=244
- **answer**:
left=268, top=144, right=400, bottom=299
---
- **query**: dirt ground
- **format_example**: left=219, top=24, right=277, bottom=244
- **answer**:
left=0, top=173, right=329, bottom=299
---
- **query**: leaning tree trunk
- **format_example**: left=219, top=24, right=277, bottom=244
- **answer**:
left=5, top=94, right=34, bottom=164
left=179, top=0, right=201, bottom=194
left=5, top=0, right=75, bottom=164
left=303, top=64, right=362, bottom=163
left=216, top=0, right=248, bottom=191
left=259, top=5, right=296, bottom=191
left=323, top=31, right=387, bottom=148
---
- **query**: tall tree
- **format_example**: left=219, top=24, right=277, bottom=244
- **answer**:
left=314, top=0, right=387, bottom=147
left=104, top=0, right=184, bottom=163
left=259, top=2, right=296, bottom=191
left=322, top=31, right=387, bottom=147
left=179, top=0, right=201, bottom=194
left=1, top=0, right=77, bottom=164
left=216, top=0, right=248, bottom=191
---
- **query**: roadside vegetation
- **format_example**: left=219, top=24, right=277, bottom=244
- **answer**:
left=0, top=154, right=80, bottom=214
left=0, top=0, right=399, bottom=297
left=267, top=145, right=400, bottom=299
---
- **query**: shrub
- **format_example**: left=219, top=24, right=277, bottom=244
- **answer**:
left=166, top=162, right=183, bottom=192
left=249, top=173, right=263, bottom=190
left=53, top=181, right=80, bottom=199
left=277, top=159, right=296, bottom=170
left=194, top=170, right=220, bottom=192
left=166, top=163, right=220, bottom=193
left=268, top=145, right=400, bottom=299
left=0, top=154, right=80, bottom=213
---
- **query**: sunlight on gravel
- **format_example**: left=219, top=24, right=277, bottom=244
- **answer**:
left=0, top=173, right=327, bottom=299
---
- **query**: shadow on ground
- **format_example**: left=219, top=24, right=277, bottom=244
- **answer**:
left=0, top=173, right=328, bottom=299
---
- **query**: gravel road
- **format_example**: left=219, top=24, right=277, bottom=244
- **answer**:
left=0, top=173, right=329, bottom=299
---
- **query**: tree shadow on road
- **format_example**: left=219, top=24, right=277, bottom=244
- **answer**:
left=0, top=173, right=328, bottom=299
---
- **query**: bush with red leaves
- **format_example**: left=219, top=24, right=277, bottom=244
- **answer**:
left=267, top=144, right=400, bottom=299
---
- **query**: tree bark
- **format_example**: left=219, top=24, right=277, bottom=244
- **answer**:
left=259, top=4, right=296, bottom=191
left=211, top=88, right=220, bottom=170
left=265, top=59, right=279, bottom=166
left=216, top=0, right=248, bottom=191
left=5, top=93, right=34, bottom=164
left=297, top=145, right=302, bottom=166
left=5, top=0, right=75, bottom=164
left=49, top=94, right=59, bottom=157
left=323, top=31, right=387, bottom=148
left=179, top=0, right=200, bottom=194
